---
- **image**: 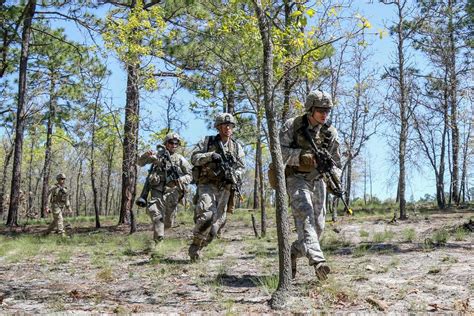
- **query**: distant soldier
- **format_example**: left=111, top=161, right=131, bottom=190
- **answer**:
left=137, top=132, right=192, bottom=244
left=45, top=173, right=72, bottom=237
left=188, top=113, right=245, bottom=261
left=280, top=90, right=342, bottom=281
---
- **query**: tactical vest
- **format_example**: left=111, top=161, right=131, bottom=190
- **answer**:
left=148, top=153, right=183, bottom=188
left=51, top=185, right=68, bottom=205
left=291, top=114, right=333, bottom=152
left=194, top=135, right=238, bottom=185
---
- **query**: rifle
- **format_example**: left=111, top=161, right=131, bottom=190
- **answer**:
left=159, top=144, right=185, bottom=193
left=136, top=164, right=153, bottom=207
left=216, top=140, right=242, bottom=199
left=302, top=127, right=353, bottom=215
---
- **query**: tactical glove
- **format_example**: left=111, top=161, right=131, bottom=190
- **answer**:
left=211, top=152, right=222, bottom=163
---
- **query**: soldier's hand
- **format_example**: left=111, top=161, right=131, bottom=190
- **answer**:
left=145, top=150, right=155, bottom=158
left=211, top=152, right=222, bottom=163
left=299, top=153, right=316, bottom=167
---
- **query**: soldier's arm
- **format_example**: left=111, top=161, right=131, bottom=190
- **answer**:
left=279, top=118, right=302, bottom=166
left=178, top=156, right=193, bottom=185
left=137, top=151, right=161, bottom=167
left=190, top=137, right=214, bottom=166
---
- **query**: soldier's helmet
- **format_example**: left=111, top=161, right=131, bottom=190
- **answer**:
left=304, top=90, right=333, bottom=111
left=163, top=132, right=182, bottom=145
left=56, top=173, right=66, bottom=180
left=214, top=113, right=236, bottom=128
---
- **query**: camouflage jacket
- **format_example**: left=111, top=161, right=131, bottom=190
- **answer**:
left=137, top=151, right=192, bottom=191
left=48, top=184, right=70, bottom=207
left=280, top=114, right=341, bottom=180
left=191, top=135, right=245, bottom=185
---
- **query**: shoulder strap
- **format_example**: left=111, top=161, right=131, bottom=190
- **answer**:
left=320, top=123, right=333, bottom=149
left=291, top=114, right=309, bottom=147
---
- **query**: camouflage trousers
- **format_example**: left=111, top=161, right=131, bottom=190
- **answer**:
left=287, top=175, right=327, bottom=265
left=147, top=187, right=182, bottom=241
left=191, top=183, right=231, bottom=248
left=47, top=204, right=65, bottom=234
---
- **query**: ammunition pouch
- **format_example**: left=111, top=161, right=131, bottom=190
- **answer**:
left=268, top=162, right=295, bottom=189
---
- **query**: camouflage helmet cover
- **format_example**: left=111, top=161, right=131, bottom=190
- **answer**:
left=56, top=173, right=66, bottom=180
left=214, top=113, right=236, bottom=128
left=304, top=90, right=333, bottom=111
left=163, top=132, right=182, bottom=145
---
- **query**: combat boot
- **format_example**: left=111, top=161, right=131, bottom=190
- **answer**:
left=314, top=262, right=331, bottom=281
left=188, top=244, right=200, bottom=262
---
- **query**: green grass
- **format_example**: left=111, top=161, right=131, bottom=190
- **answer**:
left=402, top=228, right=417, bottom=242
left=243, top=235, right=277, bottom=259
left=432, top=227, right=449, bottom=245
left=251, top=274, right=279, bottom=295
left=453, top=227, right=468, bottom=241
left=372, top=230, right=395, bottom=243
left=203, top=239, right=226, bottom=260
left=149, top=238, right=188, bottom=263
left=56, top=249, right=72, bottom=264
left=353, top=244, right=370, bottom=257
left=359, top=230, right=370, bottom=238
left=96, top=266, right=115, bottom=282
left=321, top=230, right=352, bottom=252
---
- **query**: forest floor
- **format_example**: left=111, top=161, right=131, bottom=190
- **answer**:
left=0, top=207, right=473, bottom=314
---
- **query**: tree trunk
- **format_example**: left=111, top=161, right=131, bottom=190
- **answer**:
left=459, top=121, right=471, bottom=203
left=397, top=0, right=408, bottom=220
left=7, top=0, right=36, bottom=227
left=281, top=0, right=292, bottom=122
left=448, top=0, right=460, bottom=205
left=253, top=142, right=260, bottom=209
left=0, top=144, right=13, bottom=216
left=90, top=92, right=101, bottom=228
left=118, top=63, right=140, bottom=225
left=76, top=160, right=82, bottom=217
left=26, top=128, right=36, bottom=218
left=256, top=111, right=266, bottom=236
left=40, top=77, right=56, bottom=218
left=254, top=1, right=291, bottom=308
left=105, top=141, right=115, bottom=216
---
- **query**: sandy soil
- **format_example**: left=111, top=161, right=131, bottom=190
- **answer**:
left=0, top=210, right=472, bottom=314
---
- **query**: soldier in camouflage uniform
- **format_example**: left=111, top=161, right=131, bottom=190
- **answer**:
left=137, top=132, right=192, bottom=243
left=45, top=173, right=71, bottom=237
left=280, top=90, right=342, bottom=281
left=188, top=113, right=245, bottom=261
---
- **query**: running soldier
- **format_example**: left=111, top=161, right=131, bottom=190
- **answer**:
left=137, top=132, right=192, bottom=244
left=44, top=173, right=72, bottom=237
left=280, top=90, right=342, bottom=281
left=188, top=113, right=245, bottom=261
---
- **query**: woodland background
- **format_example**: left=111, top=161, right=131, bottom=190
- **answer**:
left=0, top=0, right=472, bottom=229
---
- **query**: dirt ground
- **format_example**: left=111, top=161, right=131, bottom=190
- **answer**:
left=0, top=209, right=472, bottom=314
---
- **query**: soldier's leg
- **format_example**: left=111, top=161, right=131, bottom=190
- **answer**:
left=147, top=193, right=165, bottom=242
left=288, top=177, right=325, bottom=266
left=45, top=210, right=58, bottom=234
left=312, top=180, right=327, bottom=239
left=163, top=189, right=180, bottom=229
left=189, top=185, right=215, bottom=260
left=57, top=208, right=65, bottom=235
left=311, top=180, right=330, bottom=280
left=209, top=185, right=230, bottom=242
